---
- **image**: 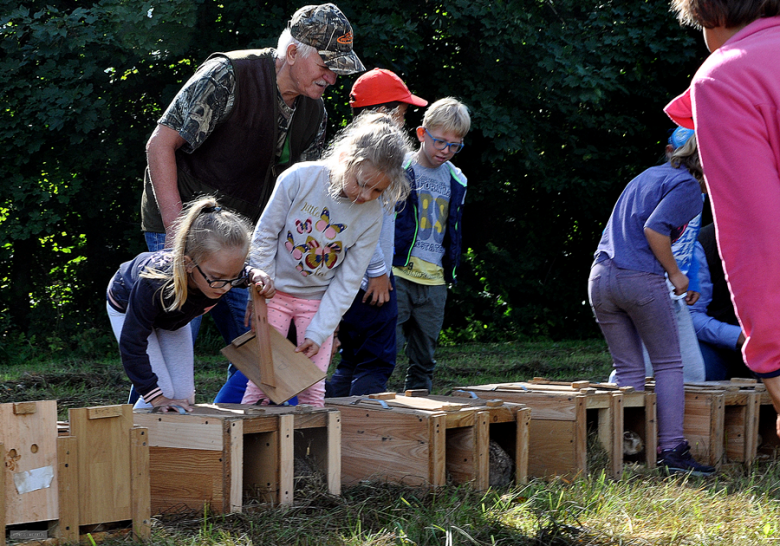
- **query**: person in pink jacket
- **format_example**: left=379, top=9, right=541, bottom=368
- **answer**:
left=665, top=0, right=780, bottom=434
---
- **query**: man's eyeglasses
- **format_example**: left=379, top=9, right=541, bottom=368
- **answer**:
left=194, top=264, right=248, bottom=289
left=424, top=128, right=464, bottom=154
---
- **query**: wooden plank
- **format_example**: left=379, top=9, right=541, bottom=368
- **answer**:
left=87, top=406, right=125, bottom=420
left=243, top=431, right=278, bottom=505
left=278, top=414, right=294, bottom=506
left=429, top=414, right=447, bottom=487
left=56, top=436, right=78, bottom=542
left=573, top=394, right=588, bottom=475
left=130, top=428, right=151, bottom=541
left=227, top=419, right=243, bottom=513
left=683, top=392, right=725, bottom=467
left=12, top=402, right=37, bottom=415
left=744, top=392, right=760, bottom=467
left=459, top=388, right=584, bottom=420
left=474, top=412, right=490, bottom=490
left=69, top=405, right=132, bottom=525
left=336, top=407, right=432, bottom=486
left=148, top=447, right=225, bottom=514
left=515, top=407, right=531, bottom=484
left=446, top=427, right=475, bottom=485
left=610, top=393, right=623, bottom=479
left=644, top=392, right=657, bottom=468
left=527, top=420, right=580, bottom=478
left=253, top=291, right=276, bottom=388
left=1, top=400, right=59, bottom=525
left=326, top=411, right=341, bottom=496
left=368, top=392, right=397, bottom=400
left=133, top=412, right=224, bottom=451
left=222, top=329, right=325, bottom=404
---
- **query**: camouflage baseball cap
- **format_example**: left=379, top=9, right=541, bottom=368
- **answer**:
left=289, top=3, right=365, bottom=75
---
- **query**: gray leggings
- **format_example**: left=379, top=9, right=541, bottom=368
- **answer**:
left=107, top=302, right=195, bottom=408
left=588, top=259, right=685, bottom=450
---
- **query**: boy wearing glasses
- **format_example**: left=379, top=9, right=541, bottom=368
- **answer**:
left=393, top=97, right=471, bottom=392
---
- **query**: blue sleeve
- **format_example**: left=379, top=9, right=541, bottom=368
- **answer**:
left=645, top=181, right=703, bottom=237
left=689, top=242, right=742, bottom=349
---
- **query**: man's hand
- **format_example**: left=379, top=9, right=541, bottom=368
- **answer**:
left=146, top=124, right=187, bottom=246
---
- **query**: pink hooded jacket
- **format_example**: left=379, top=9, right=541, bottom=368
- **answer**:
left=665, top=16, right=780, bottom=377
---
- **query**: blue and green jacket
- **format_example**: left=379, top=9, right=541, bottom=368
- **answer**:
left=393, top=160, right=467, bottom=284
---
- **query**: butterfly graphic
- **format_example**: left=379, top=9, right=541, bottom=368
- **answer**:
left=284, top=231, right=310, bottom=261
left=296, top=218, right=313, bottom=234
left=304, top=239, right=343, bottom=270
left=315, top=208, right=347, bottom=240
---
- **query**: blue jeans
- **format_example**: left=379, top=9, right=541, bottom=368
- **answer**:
left=588, top=258, right=685, bottom=450
left=395, top=278, right=448, bottom=393
left=699, top=340, right=752, bottom=380
left=327, top=278, right=397, bottom=397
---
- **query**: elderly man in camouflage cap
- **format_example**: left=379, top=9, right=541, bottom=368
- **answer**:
left=134, top=4, right=364, bottom=403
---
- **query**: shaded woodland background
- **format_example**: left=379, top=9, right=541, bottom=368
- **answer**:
left=0, top=0, right=711, bottom=359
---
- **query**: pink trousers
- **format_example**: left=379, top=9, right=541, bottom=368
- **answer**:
left=241, top=291, right=333, bottom=407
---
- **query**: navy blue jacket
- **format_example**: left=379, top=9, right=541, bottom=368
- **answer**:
left=107, top=250, right=220, bottom=401
left=393, top=160, right=467, bottom=284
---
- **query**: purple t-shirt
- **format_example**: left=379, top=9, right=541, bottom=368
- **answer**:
left=595, top=162, right=703, bottom=276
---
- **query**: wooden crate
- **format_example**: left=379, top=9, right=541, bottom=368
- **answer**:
left=325, top=392, right=530, bottom=490
left=455, top=380, right=657, bottom=480
left=133, top=404, right=340, bottom=515
left=648, top=379, right=761, bottom=467
left=2, top=402, right=150, bottom=545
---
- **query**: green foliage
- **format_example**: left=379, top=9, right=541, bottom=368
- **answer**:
left=0, top=0, right=709, bottom=351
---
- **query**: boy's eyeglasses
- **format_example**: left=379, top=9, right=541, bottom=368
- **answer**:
left=194, top=264, right=248, bottom=289
left=424, top=128, right=464, bottom=154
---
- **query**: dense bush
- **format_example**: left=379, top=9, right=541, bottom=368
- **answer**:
left=0, top=0, right=709, bottom=357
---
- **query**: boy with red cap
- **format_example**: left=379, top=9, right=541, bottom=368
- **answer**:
left=327, top=69, right=426, bottom=397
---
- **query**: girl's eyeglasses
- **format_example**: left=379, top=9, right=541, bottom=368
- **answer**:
left=424, top=128, right=464, bottom=154
left=194, top=264, right=248, bottom=289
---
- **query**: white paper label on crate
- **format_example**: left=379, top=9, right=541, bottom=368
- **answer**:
left=13, top=465, right=54, bottom=494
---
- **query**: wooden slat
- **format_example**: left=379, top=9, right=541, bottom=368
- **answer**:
left=326, top=411, right=341, bottom=496
left=515, top=407, right=531, bottom=484
left=56, top=436, right=79, bottom=542
left=133, top=412, right=224, bottom=451
left=429, top=414, right=447, bottom=487
left=252, top=291, right=276, bottom=387
left=278, top=414, right=294, bottom=506
left=87, top=406, right=125, bottom=420
left=130, top=428, right=151, bottom=541
left=227, top=420, right=243, bottom=513
left=644, top=392, right=657, bottom=468
left=12, top=402, right=37, bottom=415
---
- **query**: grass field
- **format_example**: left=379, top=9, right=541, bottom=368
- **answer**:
left=3, top=338, right=780, bottom=545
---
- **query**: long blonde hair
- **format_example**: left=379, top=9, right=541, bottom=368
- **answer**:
left=142, top=197, right=252, bottom=311
left=322, top=111, right=412, bottom=211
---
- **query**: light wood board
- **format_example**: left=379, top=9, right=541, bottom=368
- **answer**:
left=1, top=400, right=59, bottom=525
left=222, top=330, right=325, bottom=404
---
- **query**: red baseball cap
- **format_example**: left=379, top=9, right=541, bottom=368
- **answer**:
left=349, top=68, right=428, bottom=108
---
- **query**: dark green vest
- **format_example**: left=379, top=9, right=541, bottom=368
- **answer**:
left=141, top=49, right=324, bottom=231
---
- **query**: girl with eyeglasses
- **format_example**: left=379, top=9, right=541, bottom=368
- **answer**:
left=106, top=196, right=274, bottom=413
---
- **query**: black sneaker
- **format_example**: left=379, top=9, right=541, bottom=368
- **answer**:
left=658, top=441, right=716, bottom=477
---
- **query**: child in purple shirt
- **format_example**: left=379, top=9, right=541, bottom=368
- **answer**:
left=588, top=131, right=714, bottom=476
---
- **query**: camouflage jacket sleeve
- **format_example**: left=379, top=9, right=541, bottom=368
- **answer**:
left=157, top=57, right=236, bottom=154
left=299, top=107, right=328, bottom=161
